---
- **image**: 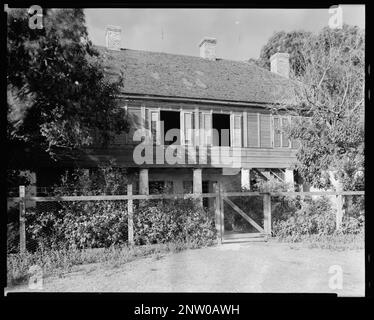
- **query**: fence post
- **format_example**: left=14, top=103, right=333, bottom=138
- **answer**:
left=127, top=184, right=134, bottom=245
left=19, top=185, right=26, bottom=254
left=336, top=193, right=343, bottom=231
left=263, top=193, right=272, bottom=236
left=219, top=183, right=225, bottom=241
left=214, top=183, right=222, bottom=245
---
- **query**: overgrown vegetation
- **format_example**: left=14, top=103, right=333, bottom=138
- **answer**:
left=134, top=199, right=216, bottom=246
left=7, top=8, right=127, bottom=163
left=7, top=165, right=217, bottom=286
left=7, top=242, right=198, bottom=287
left=255, top=178, right=365, bottom=244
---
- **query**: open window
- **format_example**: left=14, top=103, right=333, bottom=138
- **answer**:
left=212, top=113, right=230, bottom=146
left=160, top=110, right=180, bottom=145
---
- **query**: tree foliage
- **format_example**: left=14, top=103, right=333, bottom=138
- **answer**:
left=251, top=30, right=312, bottom=76
left=277, top=25, right=364, bottom=190
left=7, top=8, right=127, bottom=159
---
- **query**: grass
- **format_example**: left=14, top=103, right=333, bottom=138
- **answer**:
left=275, top=232, right=364, bottom=251
left=7, top=240, right=211, bottom=287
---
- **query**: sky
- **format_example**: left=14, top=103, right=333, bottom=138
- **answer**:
left=85, top=6, right=365, bottom=62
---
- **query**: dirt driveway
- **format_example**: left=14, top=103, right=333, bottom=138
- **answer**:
left=6, top=242, right=365, bottom=296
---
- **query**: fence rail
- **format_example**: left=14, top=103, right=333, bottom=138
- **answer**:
left=8, top=185, right=365, bottom=253
left=7, top=191, right=365, bottom=203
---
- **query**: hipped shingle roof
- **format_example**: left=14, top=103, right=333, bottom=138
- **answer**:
left=96, top=46, right=297, bottom=105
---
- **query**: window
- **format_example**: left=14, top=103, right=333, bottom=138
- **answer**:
left=212, top=113, right=230, bottom=146
left=160, top=110, right=180, bottom=145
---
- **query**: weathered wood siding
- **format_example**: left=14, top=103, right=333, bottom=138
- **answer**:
left=68, top=98, right=299, bottom=169
left=71, top=145, right=297, bottom=169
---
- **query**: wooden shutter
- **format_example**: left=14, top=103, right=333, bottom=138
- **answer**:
left=231, top=113, right=242, bottom=147
left=260, top=114, right=271, bottom=148
left=199, top=112, right=212, bottom=146
left=181, top=111, right=194, bottom=145
left=247, top=113, right=259, bottom=147
left=148, top=109, right=160, bottom=145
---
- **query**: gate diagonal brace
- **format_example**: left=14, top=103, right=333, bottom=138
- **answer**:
left=223, top=197, right=264, bottom=233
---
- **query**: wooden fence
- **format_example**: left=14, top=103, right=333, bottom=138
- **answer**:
left=8, top=185, right=364, bottom=253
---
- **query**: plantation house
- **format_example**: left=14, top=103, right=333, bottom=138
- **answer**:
left=25, top=26, right=307, bottom=197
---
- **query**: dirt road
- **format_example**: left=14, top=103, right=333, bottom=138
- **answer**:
left=6, top=242, right=365, bottom=296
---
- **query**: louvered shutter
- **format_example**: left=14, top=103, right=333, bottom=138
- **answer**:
left=247, top=113, right=259, bottom=147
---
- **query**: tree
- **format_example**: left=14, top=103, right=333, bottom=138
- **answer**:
left=276, top=25, right=364, bottom=190
left=253, top=30, right=312, bottom=76
left=7, top=8, right=127, bottom=161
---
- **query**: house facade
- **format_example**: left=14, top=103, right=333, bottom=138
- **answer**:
left=29, top=26, right=304, bottom=196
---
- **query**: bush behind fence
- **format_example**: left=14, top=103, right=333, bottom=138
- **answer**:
left=7, top=190, right=364, bottom=254
left=7, top=197, right=217, bottom=253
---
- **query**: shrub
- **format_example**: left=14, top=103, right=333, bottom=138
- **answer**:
left=273, top=196, right=336, bottom=240
left=26, top=201, right=128, bottom=250
left=23, top=164, right=216, bottom=251
left=340, top=215, right=365, bottom=234
left=273, top=196, right=364, bottom=241
left=134, top=198, right=216, bottom=246
left=24, top=163, right=129, bottom=251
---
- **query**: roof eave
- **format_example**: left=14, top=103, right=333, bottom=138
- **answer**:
left=116, top=93, right=297, bottom=109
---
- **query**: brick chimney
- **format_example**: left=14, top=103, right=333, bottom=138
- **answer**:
left=105, top=25, right=121, bottom=51
left=198, top=37, right=217, bottom=60
left=270, top=52, right=290, bottom=78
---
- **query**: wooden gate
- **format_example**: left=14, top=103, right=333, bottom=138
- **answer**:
left=214, top=183, right=272, bottom=244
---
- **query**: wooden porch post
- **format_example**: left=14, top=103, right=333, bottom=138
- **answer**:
left=19, top=186, right=26, bottom=254
left=193, top=168, right=203, bottom=206
left=214, top=182, right=222, bottom=244
left=285, top=169, right=295, bottom=191
left=241, top=168, right=251, bottom=190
